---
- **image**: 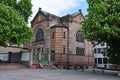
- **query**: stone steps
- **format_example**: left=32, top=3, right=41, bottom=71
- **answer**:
left=31, top=63, right=56, bottom=69
left=42, top=63, right=56, bottom=69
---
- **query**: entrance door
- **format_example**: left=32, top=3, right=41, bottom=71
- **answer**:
left=40, top=48, right=48, bottom=65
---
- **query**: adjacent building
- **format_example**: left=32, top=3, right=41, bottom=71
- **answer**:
left=0, top=46, right=30, bottom=69
left=94, top=43, right=110, bottom=69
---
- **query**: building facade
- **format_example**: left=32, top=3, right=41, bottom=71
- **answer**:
left=94, top=44, right=110, bottom=69
left=25, top=8, right=94, bottom=68
left=0, top=46, right=30, bottom=69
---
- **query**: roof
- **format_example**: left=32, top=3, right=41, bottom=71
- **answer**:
left=31, top=8, right=84, bottom=28
left=60, top=14, right=72, bottom=22
left=0, top=46, right=28, bottom=54
left=51, top=18, right=68, bottom=29
left=51, top=23, right=68, bottom=29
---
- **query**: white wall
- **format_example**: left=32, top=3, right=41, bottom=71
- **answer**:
left=21, top=52, right=30, bottom=61
left=0, top=54, right=8, bottom=61
left=94, top=43, right=110, bottom=69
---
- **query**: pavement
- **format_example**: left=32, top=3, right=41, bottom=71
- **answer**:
left=0, top=69, right=120, bottom=80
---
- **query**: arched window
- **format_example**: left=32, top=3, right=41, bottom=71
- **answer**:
left=76, top=30, right=84, bottom=42
left=36, top=28, right=44, bottom=41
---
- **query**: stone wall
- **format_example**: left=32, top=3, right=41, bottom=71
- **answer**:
left=55, top=54, right=94, bottom=68
left=50, top=27, right=68, bottom=55
left=29, top=9, right=95, bottom=68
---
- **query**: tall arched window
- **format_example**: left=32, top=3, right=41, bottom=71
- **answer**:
left=36, top=28, right=44, bottom=41
left=76, top=30, right=84, bottom=42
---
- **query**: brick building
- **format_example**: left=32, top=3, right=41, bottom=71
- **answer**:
left=25, top=8, right=94, bottom=68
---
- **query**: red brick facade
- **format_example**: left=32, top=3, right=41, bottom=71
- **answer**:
left=26, top=8, right=94, bottom=68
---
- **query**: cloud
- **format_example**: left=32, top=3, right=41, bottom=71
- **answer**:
left=30, top=0, right=85, bottom=20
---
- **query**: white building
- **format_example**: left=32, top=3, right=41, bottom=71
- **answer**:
left=94, top=43, right=110, bottom=69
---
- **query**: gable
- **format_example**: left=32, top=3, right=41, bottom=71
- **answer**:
left=31, top=8, right=59, bottom=27
left=31, top=11, right=48, bottom=27
left=71, top=9, right=85, bottom=23
left=73, top=14, right=84, bottom=23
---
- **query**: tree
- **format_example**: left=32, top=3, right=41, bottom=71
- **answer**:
left=17, top=0, right=32, bottom=23
left=82, top=0, right=120, bottom=65
left=0, top=0, right=33, bottom=46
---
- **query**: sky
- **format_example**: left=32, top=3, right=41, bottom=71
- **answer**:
left=29, top=0, right=88, bottom=23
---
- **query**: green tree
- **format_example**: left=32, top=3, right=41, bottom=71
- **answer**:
left=0, top=0, right=33, bottom=46
left=17, top=0, right=32, bottom=23
left=82, top=0, right=120, bottom=65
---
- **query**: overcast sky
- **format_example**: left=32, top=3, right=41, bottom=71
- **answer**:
left=29, top=0, right=88, bottom=24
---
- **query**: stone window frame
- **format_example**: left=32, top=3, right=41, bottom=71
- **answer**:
left=76, top=30, right=84, bottom=42
left=76, top=47, right=84, bottom=56
left=52, top=32, right=55, bottom=39
left=63, top=32, right=66, bottom=39
left=36, top=28, right=44, bottom=41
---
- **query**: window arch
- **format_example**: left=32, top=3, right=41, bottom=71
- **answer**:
left=36, top=28, right=44, bottom=41
left=76, top=30, right=84, bottom=42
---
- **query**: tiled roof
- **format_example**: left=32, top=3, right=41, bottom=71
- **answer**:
left=31, top=8, right=84, bottom=26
